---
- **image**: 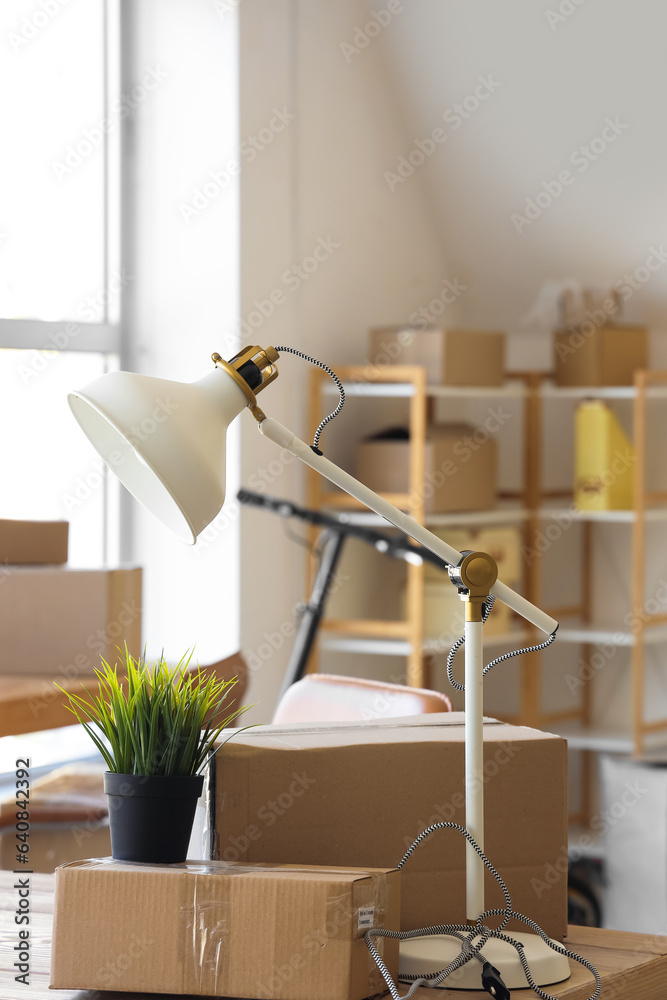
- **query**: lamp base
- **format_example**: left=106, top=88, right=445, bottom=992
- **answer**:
left=399, top=931, right=571, bottom=990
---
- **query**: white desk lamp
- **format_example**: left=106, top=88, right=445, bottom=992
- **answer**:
left=67, top=345, right=584, bottom=995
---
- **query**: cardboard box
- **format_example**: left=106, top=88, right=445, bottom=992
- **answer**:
left=368, top=327, right=505, bottom=386
left=554, top=323, right=648, bottom=386
left=575, top=401, right=634, bottom=510
left=0, top=566, right=142, bottom=676
left=0, top=518, right=68, bottom=564
left=202, top=715, right=568, bottom=940
left=51, top=859, right=400, bottom=1000
left=356, top=424, right=496, bottom=513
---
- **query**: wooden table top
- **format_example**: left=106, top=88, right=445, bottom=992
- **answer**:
left=1, top=870, right=666, bottom=999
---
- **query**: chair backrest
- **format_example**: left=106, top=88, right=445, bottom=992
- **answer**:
left=272, top=673, right=452, bottom=725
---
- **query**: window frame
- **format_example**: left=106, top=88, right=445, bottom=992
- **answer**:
left=0, top=0, right=126, bottom=562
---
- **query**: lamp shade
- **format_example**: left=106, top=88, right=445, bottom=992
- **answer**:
left=68, top=367, right=248, bottom=543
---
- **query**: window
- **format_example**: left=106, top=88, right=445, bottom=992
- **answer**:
left=0, top=0, right=122, bottom=566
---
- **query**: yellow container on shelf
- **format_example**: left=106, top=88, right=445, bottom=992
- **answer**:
left=574, top=400, right=634, bottom=511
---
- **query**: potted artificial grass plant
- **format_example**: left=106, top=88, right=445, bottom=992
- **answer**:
left=58, top=649, right=248, bottom=863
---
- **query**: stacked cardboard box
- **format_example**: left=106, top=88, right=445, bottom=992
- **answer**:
left=368, top=328, right=505, bottom=386
left=51, top=859, right=401, bottom=1000
left=197, top=714, right=568, bottom=940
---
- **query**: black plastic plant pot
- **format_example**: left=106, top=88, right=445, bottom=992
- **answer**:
left=104, top=772, right=205, bottom=864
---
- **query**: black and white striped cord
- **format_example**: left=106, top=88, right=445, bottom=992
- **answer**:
left=273, top=346, right=345, bottom=451
left=446, top=595, right=557, bottom=692
left=364, top=822, right=601, bottom=1000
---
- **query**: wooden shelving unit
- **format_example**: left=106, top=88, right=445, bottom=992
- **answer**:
left=306, top=365, right=667, bottom=768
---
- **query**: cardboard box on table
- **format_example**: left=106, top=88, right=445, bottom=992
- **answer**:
left=368, top=327, right=505, bottom=386
left=554, top=323, right=648, bottom=386
left=200, top=714, right=568, bottom=940
left=51, top=859, right=400, bottom=1000
left=356, top=424, right=497, bottom=513
left=0, top=566, right=142, bottom=676
left=0, top=517, right=69, bottom=564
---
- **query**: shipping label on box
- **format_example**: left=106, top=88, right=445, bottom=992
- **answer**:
left=0, top=566, right=142, bottom=676
left=203, top=714, right=568, bottom=940
left=51, top=859, right=400, bottom=1000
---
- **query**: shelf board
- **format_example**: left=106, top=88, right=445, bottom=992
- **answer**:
left=556, top=621, right=667, bottom=646
left=320, top=629, right=531, bottom=658
left=540, top=505, right=667, bottom=523
left=545, top=722, right=636, bottom=753
left=320, top=503, right=528, bottom=529
left=541, top=384, right=667, bottom=400
left=323, top=381, right=527, bottom=400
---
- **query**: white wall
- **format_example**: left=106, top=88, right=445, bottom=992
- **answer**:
left=238, top=0, right=454, bottom=721
left=125, top=0, right=241, bottom=665
left=238, top=0, right=667, bottom=732
left=382, top=0, right=667, bottom=368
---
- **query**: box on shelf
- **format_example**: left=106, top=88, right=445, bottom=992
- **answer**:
left=51, top=858, right=400, bottom=1000
left=199, top=714, right=567, bottom=940
left=356, top=424, right=496, bottom=513
left=402, top=526, right=522, bottom=638
left=0, top=518, right=68, bottom=565
left=574, top=400, right=634, bottom=511
left=0, top=566, right=142, bottom=676
left=553, top=323, right=648, bottom=386
left=368, top=327, right=505, bottom=386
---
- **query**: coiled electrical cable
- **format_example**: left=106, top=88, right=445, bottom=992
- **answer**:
left=364, top=823, right=602, bottom=1000
left=273, top=346, right=345, bottom=450
left=446, top=595, right=557, bottom=691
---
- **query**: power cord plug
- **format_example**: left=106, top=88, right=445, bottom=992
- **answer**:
left=481, top=961, right=510, bottom=1000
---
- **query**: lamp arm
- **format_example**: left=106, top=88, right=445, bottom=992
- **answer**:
left=259, top=417, right=558, bottom=637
